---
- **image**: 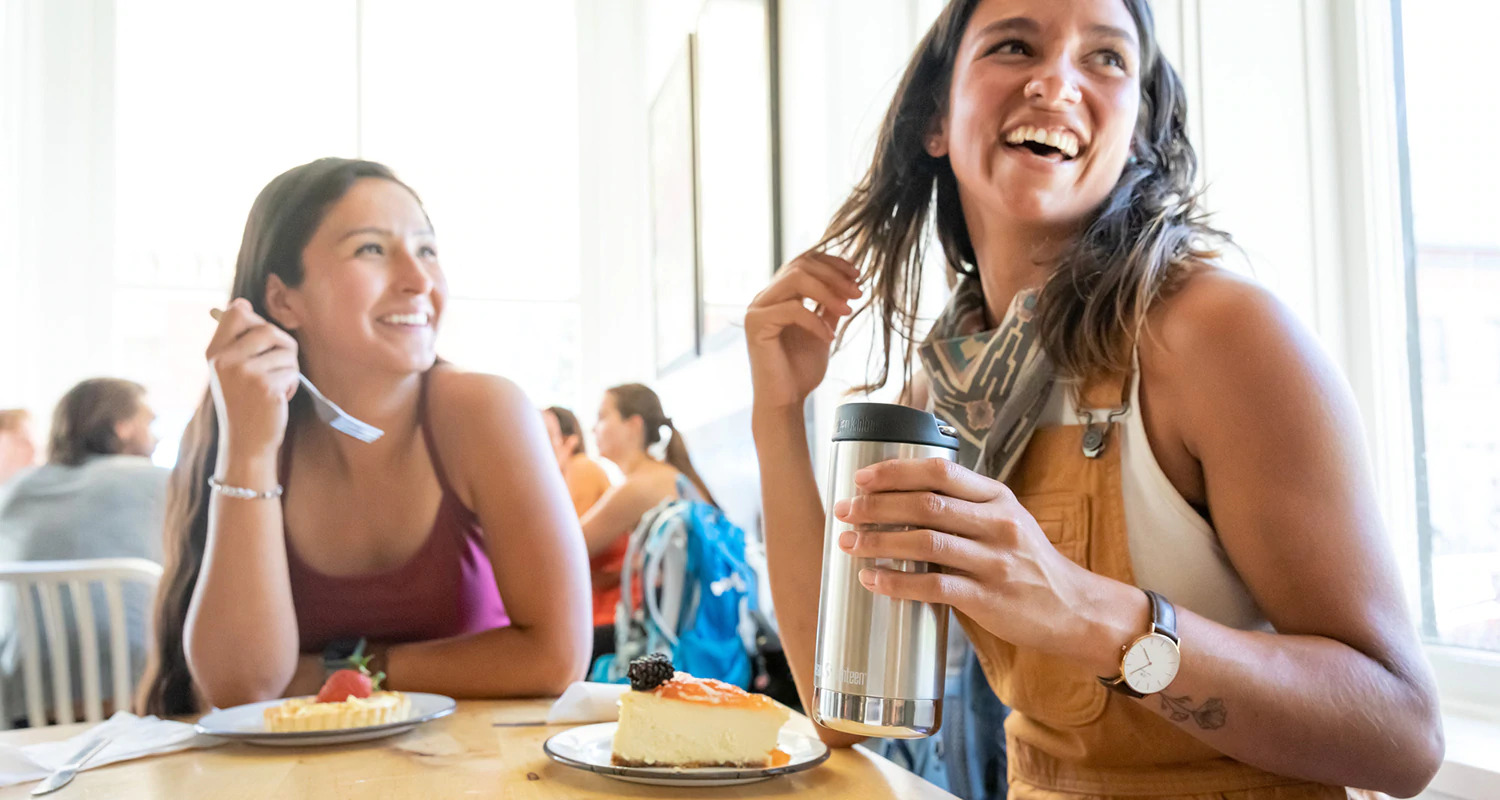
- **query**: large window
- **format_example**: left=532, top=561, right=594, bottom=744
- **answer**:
left=1398, top=0, right=1500, bottom=654
left=110, top=1, right=583, bottom=463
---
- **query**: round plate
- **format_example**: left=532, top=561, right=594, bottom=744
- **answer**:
left=195, top=692, right=457, bottom=746
left=543, top=722, right=830, bottom=787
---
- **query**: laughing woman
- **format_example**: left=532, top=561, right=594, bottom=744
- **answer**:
left=141, top=158, right=591, bottom=714
left=746, top=0, right=1441, bottom=798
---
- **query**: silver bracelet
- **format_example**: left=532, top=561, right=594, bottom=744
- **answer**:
left=207, top=476, right=284, bottom=500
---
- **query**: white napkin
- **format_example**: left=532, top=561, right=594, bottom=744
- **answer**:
left=0, top=711, right=224, bottom=787
left=545, top=681, right=629, bottom=725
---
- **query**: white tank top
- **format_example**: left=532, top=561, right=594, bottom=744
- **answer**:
left=1035, top=360, right=1272, bottom=633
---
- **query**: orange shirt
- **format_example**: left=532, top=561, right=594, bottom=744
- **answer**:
left=563, top=453, right=611, bottom=518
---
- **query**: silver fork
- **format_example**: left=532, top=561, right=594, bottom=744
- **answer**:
left=209, top=309, right=384, bottom=443
left=295, top=372, right=384, bottom=443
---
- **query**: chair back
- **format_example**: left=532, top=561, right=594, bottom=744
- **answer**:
left=0, top=558, right=162, bottom=728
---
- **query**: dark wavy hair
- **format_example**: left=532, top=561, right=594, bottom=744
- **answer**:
left=820, top=0, right=1224, bottom=390
left=139, top=158, right=423, bottom=715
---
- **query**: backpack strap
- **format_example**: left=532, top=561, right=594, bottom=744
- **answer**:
left=644, top=500, right=691, bottom=645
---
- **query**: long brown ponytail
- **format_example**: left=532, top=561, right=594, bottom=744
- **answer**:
left=139, top=158, right=421, bottom=715
left=820, top=0, right=1224, bottom=391
left=606, top=384, right=718, bottom=509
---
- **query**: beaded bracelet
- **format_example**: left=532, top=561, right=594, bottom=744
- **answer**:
left=207, top=476, right=284, bottom=500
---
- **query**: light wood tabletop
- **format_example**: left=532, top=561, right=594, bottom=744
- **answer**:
left=0, top=698, right=957, bottom=799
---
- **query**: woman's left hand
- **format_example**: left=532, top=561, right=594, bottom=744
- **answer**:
left=833, top=457, right=1107, bottom=657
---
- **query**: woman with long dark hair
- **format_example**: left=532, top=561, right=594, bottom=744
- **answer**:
left=580, top=383, right=716, bottom=658
left=746, top=1, right=1441, bottom=797
left=140, top=158, right=591, bottom=714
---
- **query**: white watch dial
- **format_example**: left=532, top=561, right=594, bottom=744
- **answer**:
left=1122, top=632, right=1180, bottom=695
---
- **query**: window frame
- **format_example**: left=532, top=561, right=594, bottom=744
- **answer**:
left=1340, top=0, right=1500, bottom=717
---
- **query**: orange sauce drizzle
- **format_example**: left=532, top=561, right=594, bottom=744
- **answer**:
left=655, top=675, right=776, bottom=710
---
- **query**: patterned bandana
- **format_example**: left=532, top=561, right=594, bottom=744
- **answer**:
left=917, top=278, right=1055, bottom=480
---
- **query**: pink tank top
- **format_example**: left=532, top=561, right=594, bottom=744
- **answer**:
left=283, top=371, right=510, bottom=652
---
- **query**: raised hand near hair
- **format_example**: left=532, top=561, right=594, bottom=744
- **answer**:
left=744, top=252, right=863, bottom=411
left=205, top=298, right=301, bottom=461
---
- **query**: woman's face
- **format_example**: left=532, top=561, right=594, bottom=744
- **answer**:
left=272, top=177, right=447, bottom=376
left=593, top=394, right=640, bottom=464
left=541, top=410, right=571, bottom=470
left=932, top=0, right=1141, bottom=231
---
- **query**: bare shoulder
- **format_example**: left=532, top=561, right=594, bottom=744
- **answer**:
left=625, top=460, right=680, bottom=498
left=1141, top=265, right=1350, bottom=454
left=426, top=363, right=531, bottom=418
left=1146, top=267, right=1309, bottom=358
left=423, top=365, right=544, bottom=501
left=1142, top=266, right=1335, bottom=388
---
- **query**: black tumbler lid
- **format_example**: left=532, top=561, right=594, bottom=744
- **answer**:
left=832, top=403, right=959, bottom=450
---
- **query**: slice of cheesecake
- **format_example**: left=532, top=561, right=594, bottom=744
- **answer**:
left=611, top=672, right=791, bottom=768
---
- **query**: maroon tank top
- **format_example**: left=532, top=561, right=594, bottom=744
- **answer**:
left=283, top=371, right=510, bottom=652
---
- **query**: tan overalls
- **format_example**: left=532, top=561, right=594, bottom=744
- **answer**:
left=957, top=374, right=1365, bottom=799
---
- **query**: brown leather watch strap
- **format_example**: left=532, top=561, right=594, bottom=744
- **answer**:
left=1098, top=589, right=1177, bottom=697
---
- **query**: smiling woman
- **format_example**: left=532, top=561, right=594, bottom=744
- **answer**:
left=138, top=158, right=592, bottom=716
left=747, top=0, right=1443, bottom=798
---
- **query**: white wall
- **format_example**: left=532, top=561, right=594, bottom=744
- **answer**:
left=608, top=0, right=940, bottom=526
left=0, top=0, right=116, bottom=427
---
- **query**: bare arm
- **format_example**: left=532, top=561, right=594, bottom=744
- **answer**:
left=746, top=251, right=867, bottom=747
left=1104, top=273, right=1441, bottom=794
left=184, top=301, right=303, bottom=707
left=378, top=370, right=593, bottom=697
left=752, top=407, right=866, bottom=748
left=580, top=480, right=667, bottom=557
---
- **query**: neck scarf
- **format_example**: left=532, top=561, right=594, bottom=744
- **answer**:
left=917, top=278, right=1055, bottom=480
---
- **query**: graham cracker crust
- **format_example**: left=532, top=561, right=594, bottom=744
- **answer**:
left=610, top=754, right=769, bottom=768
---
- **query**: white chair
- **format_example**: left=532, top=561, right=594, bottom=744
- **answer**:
left=0, top=558, right=163, bottom=729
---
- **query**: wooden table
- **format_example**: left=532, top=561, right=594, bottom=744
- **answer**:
left=0, top=699, right=956, bottom=799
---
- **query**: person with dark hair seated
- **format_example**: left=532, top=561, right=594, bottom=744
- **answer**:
left=0, top=378, right=168, bottom=723
left=138, top=158, right=591, bottom=716
left=542, top=405, right=611, bottom=518
left=580, top=384, right=718, bottom=664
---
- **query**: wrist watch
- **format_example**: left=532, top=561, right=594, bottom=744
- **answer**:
left=1098, top=589, right=1180, bottom=698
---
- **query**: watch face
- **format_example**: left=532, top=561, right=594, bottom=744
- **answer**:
left=1122, top=633, right=1180, bottom=695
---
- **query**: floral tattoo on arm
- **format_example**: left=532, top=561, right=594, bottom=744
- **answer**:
left=1160, top=694, right=1227, bottom=730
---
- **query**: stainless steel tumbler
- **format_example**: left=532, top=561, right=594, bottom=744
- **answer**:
left=812, top=402, right=959, bottom=738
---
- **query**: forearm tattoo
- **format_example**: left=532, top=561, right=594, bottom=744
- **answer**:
left=1160, top=694, right=1227, bottom=730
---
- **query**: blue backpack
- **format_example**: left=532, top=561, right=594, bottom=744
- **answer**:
left=588, top=497, right=759, bottom=688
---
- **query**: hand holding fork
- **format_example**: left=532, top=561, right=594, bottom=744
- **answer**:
left=208, top=304, right=382, bottom=447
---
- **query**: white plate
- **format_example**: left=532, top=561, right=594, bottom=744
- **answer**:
left=195, top=692, right=457, bottom=746
left=543, top=721, right=830, bottom=787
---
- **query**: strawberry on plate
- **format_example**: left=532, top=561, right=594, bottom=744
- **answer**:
left=314, top=652, right=386, bottom=703
left=316, top=669, right=373, bottom=703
